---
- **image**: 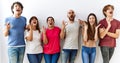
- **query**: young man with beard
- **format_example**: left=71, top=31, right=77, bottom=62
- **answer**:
left=4, top=2, right=26, bottom=63
left=99, top=4, right=120, bottom=63
left=60, top=9, right=83, bottom=63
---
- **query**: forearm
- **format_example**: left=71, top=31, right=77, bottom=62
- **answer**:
left=26, top=29, right=33, bottom=41
left=43, top=34, right=48, bottom=44
left=107, top=32, right=119, bottom=38
left=94, top=29, right=98, bottom=42
left=100, top=27, right=110, bottom=39
left=4, top=29, right=9, bottom=37
left=83, top=29, right=88, bottom=42
left=60, top=29, right=65, bottom=39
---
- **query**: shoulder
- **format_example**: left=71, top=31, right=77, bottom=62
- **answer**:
left=54, top=26, right=61, bottom=30
left=20, top=16, right=27, bottom=21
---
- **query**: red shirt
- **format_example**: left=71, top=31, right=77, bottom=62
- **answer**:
left=99, top=18, right=120, bottom=47
left=41, top=26, right=61, bottom=54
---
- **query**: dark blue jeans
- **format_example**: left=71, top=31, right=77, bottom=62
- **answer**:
left=44, top=52, right=60, bottom=63
left=27, top=53, right=43, bottom=63
left=82, top=46, right=96, bottom=63
left=61, top=49, right=78, bottom=63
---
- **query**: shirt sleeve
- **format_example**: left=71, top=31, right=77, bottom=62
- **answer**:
left=117, top=21, right=120, bottom=29
left=99, top=20, right=104, bottom=28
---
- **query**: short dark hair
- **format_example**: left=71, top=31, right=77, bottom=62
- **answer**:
left=11, top=1, right=23, bottom=14
left=103, top=4, right=114, bottom=17
left=46, top=16, right=54, bottom=23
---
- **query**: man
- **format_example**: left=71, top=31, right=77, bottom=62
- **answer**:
left=60, top=9, right=82, bottom=63
left=99, top=4, right=120, bottom=63
left=4, top=2, right=26, bottom=63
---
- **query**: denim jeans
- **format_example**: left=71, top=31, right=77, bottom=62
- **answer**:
left=44, top=52, right=60, bottom=63
left=82, top=46, right=96, bottom=63
left=27, top=53, right=43, bottom=63
left=8, top=47, right=25, bottom=63
left=100, top=46, right=114, bottom=63
left=61, top=49, right=77, bottom=63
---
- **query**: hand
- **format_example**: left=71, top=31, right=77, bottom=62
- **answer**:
left=106, top=18, right=111, bottom=28
left=61, top=20, right=66, bottom=30
left=5, top=23, right=10, bottom=30
left=95, top=24, right=101, bottom=30
left=78, top=19, right=84, bottom=25
left=42, top=26, right=46, bottom=34
left=26, top=24, right=33, bottom=30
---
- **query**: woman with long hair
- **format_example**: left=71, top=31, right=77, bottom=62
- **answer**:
left=82, top=13, right=100, bottom=63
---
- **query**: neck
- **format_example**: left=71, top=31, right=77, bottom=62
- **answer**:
left=13, top=14, right=21, bottom=18
left=106, top=16, right=113, bottom=21
left=48, top=26, right=54, bottom=29
left=69, top=20, right=74, bottom=23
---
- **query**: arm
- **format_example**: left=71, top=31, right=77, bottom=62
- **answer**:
left=94, top=24, right=101, bottom=42
left=82, top=23, right=88, bottom=42
left=42, top=26, right=48, bottom=44
left=60, top=21, right=66, bottom=39
left=4, top=23, right=10, bottom=37
left=25, top=25, right=33, bottom=41
left=99, top=21, right=111, bottom=39
left=107, top=29, right=120, bottom=39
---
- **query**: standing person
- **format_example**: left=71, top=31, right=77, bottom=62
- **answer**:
left=60, top=9, right=82, bottom=63
left=25, top=16, right=43, bottom=63
left=99, top=4, right=120, bottom=63
left=81, top=13, right=100, bottom=63
left=42, top=16, right=62, bottom=63
left=4, top=2, right=26, bottom=63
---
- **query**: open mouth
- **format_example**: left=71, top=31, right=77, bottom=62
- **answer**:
left=50, top=23, right=52, bottom=25
left=110, top=11, right=113, bottom=14
left=33, top=22, right=37, bottom=24
left=16, top=10, right=20, bottom=12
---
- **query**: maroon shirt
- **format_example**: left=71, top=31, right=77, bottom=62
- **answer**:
left=99, top=18, right=120, bottom=47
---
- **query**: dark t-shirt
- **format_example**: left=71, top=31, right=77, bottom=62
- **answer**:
left=99, top=18, right=120, bottom=47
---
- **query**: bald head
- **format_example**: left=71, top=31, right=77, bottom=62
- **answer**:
left=67, top=9, right=75, bottom=21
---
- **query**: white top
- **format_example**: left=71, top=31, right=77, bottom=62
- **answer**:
left=25, top=30, right=43, bottom=54
left=63, top=21, right=80, bottom=49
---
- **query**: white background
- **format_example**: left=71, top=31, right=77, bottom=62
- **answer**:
left=0, top=0, right=120, bottom=63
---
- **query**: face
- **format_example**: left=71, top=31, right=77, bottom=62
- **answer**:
left=89, top=15, right=96, bottom=26
left=67, top=10, right=75, bottom=21
left=12, top=4, right=22, bottom=15
left=30, top=18, right=38, bottom=26
left=104, top=7, right=114, bottom=17
left=47, top=18, right=54, bottom=28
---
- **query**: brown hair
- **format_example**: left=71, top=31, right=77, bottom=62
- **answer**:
left=103, top=4, right=114, bottom=17
left=28, top=16, right=40, bottom=33
left=87, top=13, right=98, bottom=40
left=46, top=16, right=54, bottom=23
left=11, top=1, right=23, bottom=14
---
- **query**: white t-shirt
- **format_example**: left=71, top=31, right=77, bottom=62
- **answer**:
left=63, top=21, right=80, bottom=49
left=25, top=30, right=43, bottom=54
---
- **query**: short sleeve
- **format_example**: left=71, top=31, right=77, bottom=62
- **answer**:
left=99, top=20, right=104, bottom=28
left=117, top=21, right=120, bottom=29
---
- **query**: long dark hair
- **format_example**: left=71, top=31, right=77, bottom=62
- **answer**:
left=28, top=16, right=40, bottom=33
left=87, top=13, right=97, bottom=40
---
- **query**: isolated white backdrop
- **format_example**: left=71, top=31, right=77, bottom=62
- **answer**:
left=0, top=0, right=120, bottom=63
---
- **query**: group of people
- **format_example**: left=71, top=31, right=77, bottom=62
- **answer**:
left=3, top=1, right=120, bottom=63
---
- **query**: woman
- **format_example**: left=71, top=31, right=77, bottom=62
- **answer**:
left=25, top=16, right=43, bottom=63
left=82, top=13, right=100, bottom=63
left=42, top=16, right=62, bottom=63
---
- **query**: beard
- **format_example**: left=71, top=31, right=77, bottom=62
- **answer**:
left=68, top=15, right=75, bottom=21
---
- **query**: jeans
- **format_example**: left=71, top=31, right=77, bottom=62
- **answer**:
left=82, top=46, right=96, bottom=63
left=8, top=47, right=25, bottom=63
left=44, top=52, right=60, bottom=63
left=27, top=53, right=43, bottom=63
left=100, top=46, right=114, bottom=63
left=61, top=49, right=77, bottom=63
